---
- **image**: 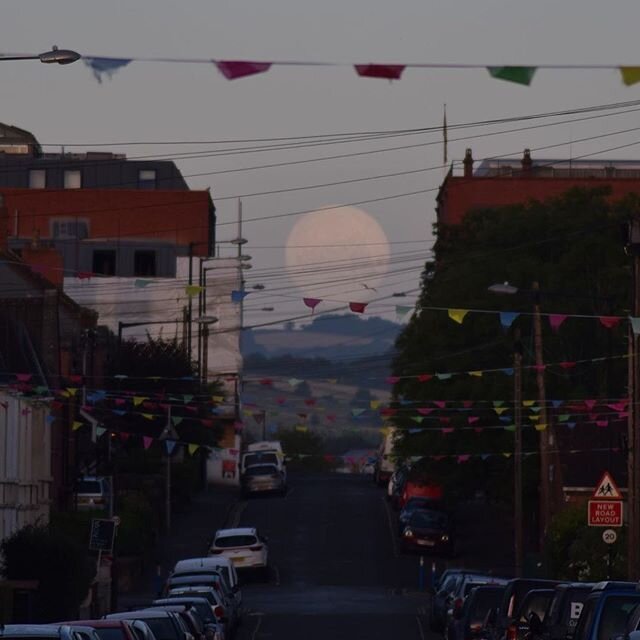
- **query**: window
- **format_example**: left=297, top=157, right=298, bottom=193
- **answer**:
left=28, top=169, right=46, bottom=188
left=64, top=169, right=82, bottom=189
left=214, top=535, right=257, bottom=548
left=138, top=169, right=156, bottom=189
left=134, top=250, right=156, bottom=276
left=92, top=250, right=116, bottom=276
left=51, top=218, right=89, bottom=239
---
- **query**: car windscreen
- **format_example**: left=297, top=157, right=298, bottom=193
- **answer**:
left=244, top=453, right=278, bottom=467
left=215, top=535, right=257, bottom=548
left=244, top=466, right=278, bottom=476
left=142, top=619, right=179, bottom=640
left=409, top=510, right=448, bottom=529
left=94, top=629, right=126, bottom=640
left=519, top=593, right=553, bottom=623
left=597, top=595, right=640, bottom=640
left=77, top=481, right=102, bottom=493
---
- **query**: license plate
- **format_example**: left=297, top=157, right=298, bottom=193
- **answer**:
left=231, top=556, right=246, bottom=564
left=418, top=539, right=435, bottom=546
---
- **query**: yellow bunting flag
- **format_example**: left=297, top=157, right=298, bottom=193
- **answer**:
left=535, top=423, right=548, bottom=431
left=620, top=67, right=640, bottom=86
left=142, top=413, right=154, bottom=420
left=523, top=400, right=535, bottom=407
left=212, top=395, right=225, bottom=403
left=494, top=407, right=508, bottom=416
left=242, top=409, right=253, bottom=417
left=468, top=370, right=483, bottom=378
left=448, top=308, right=469, bottom=324
left=529, top=415, right=540, bottom=422
left=502, top=452, right=513, bottom=458
left=185, top=285, right=203, bottom=297
left=295, top=425, right=308, bottom=432
left=133, top=396, right=146, bottom=407
left=327, top=379, right=338, bottom=384
left=370, top=400, right=381, bottom=410
left=188, top=444, right=199, bottom=456
left=59, top=390, right=70, bottom=398
left=380, top=427, right=390, bottom=437
left=66, top=387, right=78, bottom=396
left=72, top=421, right=83, bottom=431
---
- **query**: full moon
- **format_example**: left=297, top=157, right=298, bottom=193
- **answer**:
left=285, top=206, right=390, bottom=302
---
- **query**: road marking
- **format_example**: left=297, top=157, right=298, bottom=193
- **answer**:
left=382, top=495, right=399, bottom=557
left=250, top=613, right=263, bottom=640
left=416, top=615, right=426, bottom=640
left=227, top=500, right=247, bottom=528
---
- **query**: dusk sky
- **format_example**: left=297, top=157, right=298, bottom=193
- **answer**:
left=2, top=1, right=640, bottom=326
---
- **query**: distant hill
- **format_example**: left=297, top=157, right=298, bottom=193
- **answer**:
left=243, top=313, right=402, bottom=360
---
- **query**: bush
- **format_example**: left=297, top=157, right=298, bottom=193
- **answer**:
left=1, top=523, right=95, bottom=621
left=116, top=493, right=158, bottom=556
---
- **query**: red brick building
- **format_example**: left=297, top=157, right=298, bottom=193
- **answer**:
left=437, top=148, right=640, bottom=226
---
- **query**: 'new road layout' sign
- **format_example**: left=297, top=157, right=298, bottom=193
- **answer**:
left=588, top=471, right=623, bottom=527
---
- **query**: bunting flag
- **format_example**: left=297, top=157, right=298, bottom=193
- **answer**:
left=143, top=436, right=153, bottom=450
left=499, top=311, right=518, bottom=329
left=231, top=290, right=249, bottom=303
left=96, top=426, right=106, bottom=438
left=83, top=57, right=132, bottom=83
left=16, top=373, right=32, bottom=383
left=288, top=378, right=303, bottom=388
left=215, top=60, right=272, bottom=80
left=303, top=298, right=322, bottom=313
left=559, top=361, right=576, bottom=369
left=171, top=416, right=184, bottom=426
left=620, top=67, right=640, bottom=86
left=188, top=443, right=200, bottom=456
left=411, top=416, right=425, bottom=424
left=501, top=368, right=514, bottom=376
left=351, top=408, right=366, bottom=417
left=134, top=278, right=152, bottom=288
left=46, top=415, right=56, bottom=425
left=354, top=64, right=406, bottom=80
left=599, top=316, right=621, bottom=329
left=386, top=376, right=400, bottom=384
left=468, top=371, right=483, bottom=378
left=630, top=316, right=640, bottom=335
left=549, top=314, right=568, bottom=332
left=448, top=308, right=469, bottom=324
left=396, top=305, right=413, bottom=320
left=534, top=423, right=548, bottom=431
left=185, top=285, right=203, bottom=297
left=72, top=421, right=83, bottom=431
left=349, top=301, right=368, bottom=313
left=436, top=373, right=452, bottom=380
left=165, top=440, right=177, bottom=455
left=494, top=407, right=508, bottom=415
left=370, top=400, right=382, bottom=410
left=487, top=66, right=537, bottom=85
left=417, top=407, right=433, bottom=415
left=142, top=413, right=154, bottom=420
left=418, top=374, right=433, bottom=383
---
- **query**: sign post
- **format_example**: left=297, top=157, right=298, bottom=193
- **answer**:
left=588, top=472, right=623, bottom=579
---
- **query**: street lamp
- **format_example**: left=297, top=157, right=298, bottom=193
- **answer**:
left=1, top=46, right=81, bottom=65
left=195, top=315, right=219, bottom=385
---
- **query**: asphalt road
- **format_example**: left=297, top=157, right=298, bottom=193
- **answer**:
left=232, top=473, right=439, bottom=640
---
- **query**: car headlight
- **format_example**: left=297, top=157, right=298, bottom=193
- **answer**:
left=403, top=528, right=414, bottom=538
left=441, top=534, right=449, bottom=542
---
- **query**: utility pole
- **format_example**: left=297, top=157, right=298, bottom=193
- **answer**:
left=628, top=217, right=640, bottom=579
left=514, top=329, right=524, bottom=577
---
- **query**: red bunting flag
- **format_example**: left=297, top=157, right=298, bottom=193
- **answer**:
left=349, top=302, right=368, bottom=313
left=584, top=399, right=597, bottom=410
left=417, top=408, right=433, bottom=416
left=417, top=374, right=433, bottom=383
left=354, top=64, right=406, bottom=80
left=599, top=316, right=621, bottom=329
left=303, top=298, right=322, bottom=312
left=215, top=60, right=272, bottom=80
left=439, top=417, right=451, bottom=424
left=201, top=419, right=214, bottom=428
left=120, top=432, right=130, bottom=442
left=441, top=427, right=454, bottom=434
left=468, top=416, right=479, bottom=424
left=326, top=415, right=336, bottom=422
left=15, top=373, right=32, bottom=382
left=474, top=427, right=484, bottom=434
left=463, top=401, right=473, bottom=409
left=457, top=454, right=471, bottom=463
left=559, top=361, right=576, bottom=369
left=260, top=378, right=273, bottom=386
left=69, top=374, right=83, bottom=384
left=533, top=364, right=546, bottom=373
left=549, top=314, right=568, bottom=332
left=386, top=376, right=400, bottom=384
left=276, top=397, right=286, bottom=405
left=380, top=408, right=397, bottom=417
left=304, top=398, right=317, bottom=406
left=608, top=401, right=627, bottom=412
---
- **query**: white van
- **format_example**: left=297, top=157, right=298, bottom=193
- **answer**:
left=240, top=441, right=286, bottom=482
left=374, top=428, right=397, bottom=486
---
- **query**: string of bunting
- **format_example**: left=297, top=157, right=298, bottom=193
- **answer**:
left=80, top=56, right=640, bottom=87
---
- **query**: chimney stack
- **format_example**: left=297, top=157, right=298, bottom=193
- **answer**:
left=463, top=148, right=474, bottom=178
left=521, top=148, right=533, bottom=175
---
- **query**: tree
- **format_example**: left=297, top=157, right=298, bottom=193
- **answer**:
left=1, top=524, right=95, bottom=621
left=392, top=187, right=637, bottom=501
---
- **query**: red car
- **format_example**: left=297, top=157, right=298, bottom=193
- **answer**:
left=399, top=474, right=443, bottom=510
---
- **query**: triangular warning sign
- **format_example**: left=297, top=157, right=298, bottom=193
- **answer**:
left=593, top=471, right=622, bottom=499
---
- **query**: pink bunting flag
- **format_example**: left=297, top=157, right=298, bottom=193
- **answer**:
left=463, top=401, right=473, bottom=408
left=276, top=397, right=286, bottom=405
left=441, top=427, right=454, bottom=434
left=260, top=378, right=273, bottom=386
left=349, top=301, right=368, bottom=314
left=596, top=420, right=609, bottom=428
left=143, top=436, right=153, bottom=450
left=584, top=399, right=597, bottom=410
left=608, top=401, right=627, bottom=412
left=417, top=408, right=433, bottom=416
left=215, top=60, right=272, bottom=80
left=434, top=401, right=446, bottom=409
left=619, top=411, right=629, bottom=419
left=418, top=374, right=433, bottom=383
left=120, top=432, right=130, bottom=442
left=303, top=298, right=322, bottom=313
left=114, top=398, right=126, bottom=406
left=201, top=419, right=214, bottom=428
left=439, top=417, right=451, bottom=424
left=599, top=316, right=621, bottom=329
left=15, top=373, right=32, bottom=383
left=304, top=398, right=317, bottom=406
left=468, top=416, right=480, bottom=424
left=386, top=376, right=400, bottom=384
left=474, top=427, right=484, bottom=434
left=354, top=64, right=406, bottom=80
left=533, top=364, right=546, bottom=373
left=69, top=374, right=83, bottom=384
left=457, top=454, right=471, bottom=463
left=549, top=314, right=568, bottom=332
left=559, top=361, right=576, bottom=370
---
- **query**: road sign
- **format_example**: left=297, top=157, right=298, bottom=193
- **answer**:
left=593, top=471, right=622, bottom=499
left=89, top=518, right=116, bottom=552
left=602, top=529, right=618, bottom=544
left=111, top=515, right=121, bottom=527
left=588, top=500, right=624, bottom=527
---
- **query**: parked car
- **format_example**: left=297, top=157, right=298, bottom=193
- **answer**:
left=241, top=464, right=286, bottom=497
left=400, top=508, right=455, bottom=556
left=151, top=597, right=224, bottom=640
left=146, top=605, right=208, bottom=640
left=387, top=466, right=409, bottom=509
left=209, top=528, right=269, bottom=577
left=431, top=572, right=498, bottom=632
left=511, top=589, right=555, bottom=640
left=447, top=584, right=506, bottom=640
left=104, top=609, right=193, bottom=640
left=172, top=558, right=241, bottom=605
left=537, top=583, right=594, bottom=640
left=495, top=579, right=563, bottom=640
left=58, top=620, right=144, bottom=640
left=166, top=586, right=232, bottom=634
left=374, top=428, right=396, bottom=487
left=398, top=469, right=443, bottom=510
left=573, top=582, right=640, bottom=640
left=0, top=626, right=83, bottom=640
left=75, top=476, right=112, bottom=511
left=397, top=496, right=447, bottom=534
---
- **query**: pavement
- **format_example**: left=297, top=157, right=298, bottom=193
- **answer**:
left=118, top=485, right=238, bottom=610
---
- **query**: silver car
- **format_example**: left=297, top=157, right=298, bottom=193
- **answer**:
left=241, top=464, right=285, bottom=497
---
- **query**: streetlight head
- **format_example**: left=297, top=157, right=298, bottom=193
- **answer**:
left=252, top=284, right=265, bottom=290
left=230, top=237, right=248, bottom=246
left=195, top=315, right=219, bottom=325
left=39, top=46, right=81, bottom=65
left=488, top=282, right=519, bottom=295
left=240, top=263, right=252, bottom=269
left=239, top=254, right=252, bottom=261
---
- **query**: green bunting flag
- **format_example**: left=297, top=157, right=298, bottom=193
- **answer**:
left=488, top=66, right=537, bottom=86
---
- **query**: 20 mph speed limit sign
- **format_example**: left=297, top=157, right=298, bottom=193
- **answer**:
left=602, top=529, right=617, bottom=544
